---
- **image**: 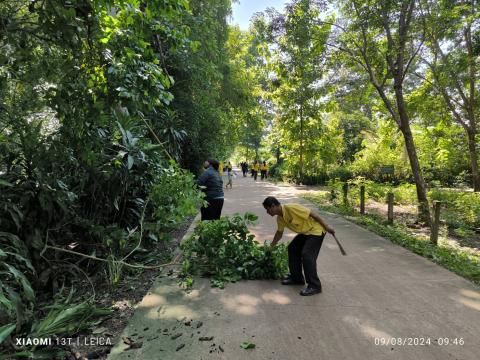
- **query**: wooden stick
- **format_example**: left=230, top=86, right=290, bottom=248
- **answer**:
left=332, top=234, right=347, bottom=256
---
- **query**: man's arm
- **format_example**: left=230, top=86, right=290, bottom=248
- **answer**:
left=310, top=211, right=335, bottom=234
left=270, top=230, right=284, bottom=247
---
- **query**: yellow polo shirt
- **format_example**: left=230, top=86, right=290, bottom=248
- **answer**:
left=277, top=204, right=325, bottom=236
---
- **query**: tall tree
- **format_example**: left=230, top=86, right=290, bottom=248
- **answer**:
left=168, top=0, right=235, bottom=172
left=225, top=24, right=269, bottom=161
left=334, top=0, right=431, bottom=224
left=267, top=0, right=331, bottom=178
left=421, top=0, right=480, bottom=190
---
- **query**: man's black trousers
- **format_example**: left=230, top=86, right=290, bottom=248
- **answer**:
left=288, top=233, right=325, bottom=289
left=200, top=198, right=224, bottom=221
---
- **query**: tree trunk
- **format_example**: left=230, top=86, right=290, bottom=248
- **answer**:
left=401, top=125, right=430, bottom=224
left=467, top=129, right=480, bottom=191
left=395, top=82, right=431, bottom=225
left=299, top=103, right=304, bottom=178
left=465, top=23, right=479, bottom=191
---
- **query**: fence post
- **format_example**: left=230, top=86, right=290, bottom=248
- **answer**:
left=387, top=192, right=394, bottom=224
left=430, top=201, right=441, bottom=245
left=342, top=183, right=348, bottom=206
left=360, top=185, right=365, bottom=215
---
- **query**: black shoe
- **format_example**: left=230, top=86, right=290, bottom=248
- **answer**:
left=281, top=278, right=305, bottom=285
left=299, top=287, right=322, bottom=296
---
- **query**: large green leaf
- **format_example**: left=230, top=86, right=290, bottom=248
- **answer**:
left=4, top=252, right=35, bottom=274
left=30, top=302, right=113, bottom=338
left=0, top=323, right=15, bottom=345
left=0, top=281, right=14, bottom=313
left=0, top=179, right=13, bottom=187
left=3, top=264, right=35, bottom=301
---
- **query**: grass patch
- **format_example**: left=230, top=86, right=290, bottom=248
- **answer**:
left=304, top=193, right=480, bottom=285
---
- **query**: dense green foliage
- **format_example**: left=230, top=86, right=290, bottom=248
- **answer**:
left=252, top=0, right=480, bottom=221
left=180, top=214, right=289, bottom=289
left=0, top=0, right=256, bottom=351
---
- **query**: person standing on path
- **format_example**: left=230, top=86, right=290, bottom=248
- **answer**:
left=241, top=162, right=248, bottom=177
left=225, top=167, right=236, bottom=189
left=253, top=161, right=259, bottom=181
left=196, top=159, right=224, bottom=221
left=260, top=161, right=268, bottom=180
left=263, top=196, right=335, bottom=296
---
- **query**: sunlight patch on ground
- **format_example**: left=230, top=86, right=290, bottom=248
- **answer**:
left=220, top=293, right=261, bottom=315
left=219, top=290, right=293, bottom=315
left=147, top=304, right=198, bottom=320
left=455, top=289, right=480, bottom=311
left=137, top=293, right=167, bottom=308
left=261, top=290, right=292, bottom=305
left=343, top=315, right=393, bottom=341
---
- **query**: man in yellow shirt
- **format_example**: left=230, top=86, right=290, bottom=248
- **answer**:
left=253, top=161, right=260, bottom=181
left=263, top=196, right=335, bottom=296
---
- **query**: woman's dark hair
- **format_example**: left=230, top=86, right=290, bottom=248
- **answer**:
left=207, top=158, right=219, bottom=170
left=263, top=196, right=280, bottom=208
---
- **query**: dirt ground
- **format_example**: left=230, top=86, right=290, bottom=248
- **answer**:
left=57, top=219, right=194, bottom=360
left=361, top=199, right=480, bottom=253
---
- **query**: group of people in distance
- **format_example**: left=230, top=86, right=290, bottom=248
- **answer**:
left=240, top=160, right=269, bottom=180
left=196, top=158, right=335, bottom=297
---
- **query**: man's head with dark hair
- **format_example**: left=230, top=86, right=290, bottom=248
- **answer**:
left=263, top=196, right=280, bottom=208
left=263, top=196, right=282, bottom=216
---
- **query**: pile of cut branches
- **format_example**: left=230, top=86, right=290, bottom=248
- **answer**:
left=180, top=213, right=288, bottom=288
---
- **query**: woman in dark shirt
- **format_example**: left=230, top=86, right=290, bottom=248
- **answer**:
left=196, top=159, right=224, bottom=220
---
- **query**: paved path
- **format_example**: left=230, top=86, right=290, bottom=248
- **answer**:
left=108, top=174, right=480, bottom=360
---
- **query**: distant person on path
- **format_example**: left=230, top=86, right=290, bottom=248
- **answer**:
left=218, top=161, right=224, bottom=176
left=225, top=167, right=236, bottom=189
left=220, top=161, right=228, bottom=185
left=263, top=196, right=335, bottom=296
left=196, top=159, right=224, bottom=221
left=253, top=161, right=259, bottom=181
left=260, top=161, right=268, bottom=180
left=241, top=162, right=248, bottom=177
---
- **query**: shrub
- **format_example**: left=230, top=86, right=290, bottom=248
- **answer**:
left=429, top=189, right=480, bottom=229
left=147, top=162, right=204, bottom=235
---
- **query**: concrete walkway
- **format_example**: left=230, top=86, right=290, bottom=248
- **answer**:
left=108, top=174, right=480, bottom=360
